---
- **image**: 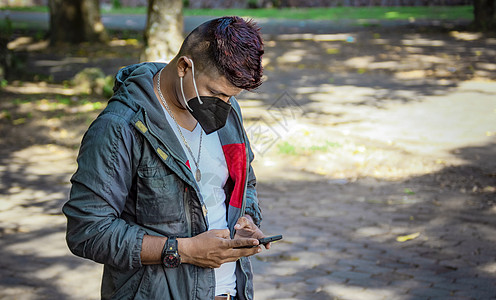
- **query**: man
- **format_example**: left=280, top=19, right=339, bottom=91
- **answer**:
left=63, top=16, right=268, bottom=300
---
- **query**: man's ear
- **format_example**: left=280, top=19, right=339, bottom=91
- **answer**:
left=177, top=56, right=192, bottom=78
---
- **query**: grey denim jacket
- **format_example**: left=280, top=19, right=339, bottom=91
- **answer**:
left=62, top=63, right=262, bottom=300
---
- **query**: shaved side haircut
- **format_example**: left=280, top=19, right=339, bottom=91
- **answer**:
left=178, top=16, right=264, bottom=90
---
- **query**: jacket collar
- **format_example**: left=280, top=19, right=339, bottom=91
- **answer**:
left=112, top=62, right=190, bottom=164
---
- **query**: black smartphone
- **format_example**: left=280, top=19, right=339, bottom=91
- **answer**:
left=258, top=235, right=283, bottom=245
left=234, top=235, right=283, bottom=249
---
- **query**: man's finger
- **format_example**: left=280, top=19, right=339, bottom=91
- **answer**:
left=234, top=216, right=251, bottom=230
left=229, top=238, right=258, bottom=249
left=234, top=246, right=262, bottom=258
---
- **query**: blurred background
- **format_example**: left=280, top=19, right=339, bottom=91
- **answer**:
left=1, top=1, right=495, bottom=299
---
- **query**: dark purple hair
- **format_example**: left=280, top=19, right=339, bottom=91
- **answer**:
left=179, top=16, right=264, bottom=90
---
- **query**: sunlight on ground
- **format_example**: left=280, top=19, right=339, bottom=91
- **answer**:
left=7, top=36, right=49, bottom=52
left=10, top=144, right=76, bottom=175
left=449, top=31, right=483, bottom=41
left=1, top=241, right=101, bottom=300
left=276, top=49, right=307, bottom=64
left=277, top=33, right=356, bottom=42
left=480, top=262, right=496, bottom=274
left=320, top=284, right=404, bottom=300
left=0, top=143, right=101, bottom=299
left=3, top=82, right=78, bottom=95
left=247, top=79, right=496, bottom=182
left=401, top=35, right=446, bottom=47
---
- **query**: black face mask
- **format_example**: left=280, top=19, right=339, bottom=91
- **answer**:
left=186, top=96, right=231, bottom=135
left=180, top=58, right=232, bottom=135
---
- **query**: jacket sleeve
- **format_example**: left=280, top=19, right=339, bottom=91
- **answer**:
left=62, top=112, right=146, bottom=270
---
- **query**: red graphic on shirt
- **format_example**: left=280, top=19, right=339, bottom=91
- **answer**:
left=222, top=143, right=247, bottom=209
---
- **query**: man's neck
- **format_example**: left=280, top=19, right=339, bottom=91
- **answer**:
left=156, top=64, right=198, bottom=132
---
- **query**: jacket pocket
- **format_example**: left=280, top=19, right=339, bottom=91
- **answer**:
left=136, top=167, right=184, bottom=224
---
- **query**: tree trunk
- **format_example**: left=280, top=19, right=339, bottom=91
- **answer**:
left=142, top=0, right=184, bottom=62
left=473, top=0, right=496, bottom=30
left=49, top=0, right=107, bottom=45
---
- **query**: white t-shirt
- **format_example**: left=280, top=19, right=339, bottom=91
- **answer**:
left=161, top=105, right=237, bottom=296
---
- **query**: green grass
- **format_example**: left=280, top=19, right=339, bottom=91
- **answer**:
left=187, top=6, right=473, bottom=20
left=0, top=6, right=48, bottom=13
left=277, top=140, right=341, bottom=155
left=1, top=5, right=473, bottom=20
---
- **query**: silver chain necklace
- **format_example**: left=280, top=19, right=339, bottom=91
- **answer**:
left=156, top=67, right=203, bottom=182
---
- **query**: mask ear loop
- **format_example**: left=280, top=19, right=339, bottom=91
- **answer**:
left=189, top=59, right=203, bottom=105
left=180, top=76, right=193, bottom=111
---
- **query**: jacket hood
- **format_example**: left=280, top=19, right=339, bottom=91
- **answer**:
left=109, top=62, right=194, bottom=164
left=111, top=62, right=185, bottom=147
left=111, top=62, right=166, bottom=113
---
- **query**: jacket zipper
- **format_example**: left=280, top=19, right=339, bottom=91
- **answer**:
left=183, top=187, right=192, bottom=237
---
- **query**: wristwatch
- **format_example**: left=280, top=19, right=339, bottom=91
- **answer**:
left=162, top=236, right=181, bottom=268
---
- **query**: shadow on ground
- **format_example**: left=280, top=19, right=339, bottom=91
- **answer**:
left=254, top=141, right=496, bottom=299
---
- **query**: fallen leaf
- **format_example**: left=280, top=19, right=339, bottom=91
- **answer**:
left=396, top=232, right=421, bottom=242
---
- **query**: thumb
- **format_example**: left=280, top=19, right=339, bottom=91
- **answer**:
left=234, top=216, right=250, bottom=230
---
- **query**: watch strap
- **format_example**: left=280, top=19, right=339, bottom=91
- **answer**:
left=162, top=236, right=181, bottom=268
left=165, top=236, right=178, bottom=254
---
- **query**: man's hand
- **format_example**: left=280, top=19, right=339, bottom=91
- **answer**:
left=234, top=215, right=271, bottom=250
left=178, top=228, right=260, bottom=268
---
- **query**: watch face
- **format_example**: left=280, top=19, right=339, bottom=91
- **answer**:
left=163, top=254, right=180, bottom=268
